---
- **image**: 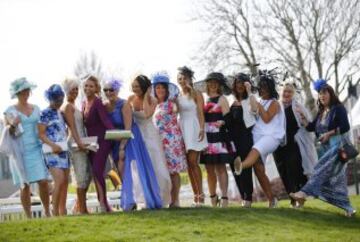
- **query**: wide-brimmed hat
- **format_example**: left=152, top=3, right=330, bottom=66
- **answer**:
left=151, top=72, right=179, bottom=99
left=9, top=77, right=37, bottom=99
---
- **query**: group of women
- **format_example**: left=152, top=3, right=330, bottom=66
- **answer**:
left=1, top=66, right=356, bottom=218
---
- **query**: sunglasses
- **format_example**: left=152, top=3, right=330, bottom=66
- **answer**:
left=103, top=88, right=115, bottom=93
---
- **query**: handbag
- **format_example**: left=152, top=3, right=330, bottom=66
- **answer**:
left=338, top=138, right=359, bottom=163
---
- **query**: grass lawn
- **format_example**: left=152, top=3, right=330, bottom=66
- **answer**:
left=0, top=196, right=359, bottom=242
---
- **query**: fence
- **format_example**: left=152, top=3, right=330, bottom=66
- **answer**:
left=0, top=192, right=121, bottom=222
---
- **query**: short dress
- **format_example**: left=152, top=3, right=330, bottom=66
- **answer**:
left=177, top=95, right=208, bottom=152
left=5, top=105, right=48, bottom=185
left=39, top=108, right=70, bottom=169
left=154, top=100, right=187, bottom=174
left=252, top=99, right=285, bottom=163
left=68, top=107, right=92, bottom=189
left=200, top=96, right=236, bottom=164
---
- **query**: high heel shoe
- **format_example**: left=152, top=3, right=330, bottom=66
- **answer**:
left=345, top=209, right=356, bottom=217
left=234, top=156, right=243, bottom=175
left=197, top=193, right=205, bottom=207
left=269, top=197, right=278, bottom=208
left=220, top=197, right=229, bottom=208
left=210, top=194, right=220, bottom=207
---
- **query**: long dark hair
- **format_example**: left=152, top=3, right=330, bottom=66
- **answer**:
left=133, top=75, right=151, bottom=97
left=232, top=73, right=249, bottom=100
left=318, top=84, right=341, bottom=115
left=154, top=83, right=169, bottom=102
left=258, top=75, right=279, bottom=99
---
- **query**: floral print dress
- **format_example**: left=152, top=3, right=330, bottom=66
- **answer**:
left=154, top=100, right=187, bottom=174
left=39, top=108, right=69, bottom=169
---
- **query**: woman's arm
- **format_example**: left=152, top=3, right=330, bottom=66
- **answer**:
left=62, top=104, right=86, bottom=150
left=37, top=123, right=62, bottom=153
left=143, top=89, right=157, bottom=118
left=119, top=101, right=133, bottom=150
left=335, top=105, right=350, bottom=134
left=195, top=91, right=205, bottom=141
left=219, top=96, right=230, bottom=115
left=257, top=101, right=280, bottom=124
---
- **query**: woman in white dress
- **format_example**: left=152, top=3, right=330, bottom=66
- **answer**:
left=128, top=75, right=172, bottom=207
left=234, top=74, right=285, bottom=208
left=177, top=66, right=208, bottom=206
left=61, top=78, right=92, bottom=214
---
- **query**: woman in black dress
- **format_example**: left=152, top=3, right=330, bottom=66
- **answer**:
left=226, top=73, right=255, bottom=207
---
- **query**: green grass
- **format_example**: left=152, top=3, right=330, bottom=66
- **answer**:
left=1, top=196, right=359, bottom=242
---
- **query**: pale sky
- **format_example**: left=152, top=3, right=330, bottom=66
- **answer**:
left=0, top=0, right=205, bottom=112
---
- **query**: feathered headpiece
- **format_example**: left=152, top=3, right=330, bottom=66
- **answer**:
left=103, top=77, right=123, bottom=92
left=313, top=79, right=328, bottom=93
left=45, top=84, right=65, bottom=102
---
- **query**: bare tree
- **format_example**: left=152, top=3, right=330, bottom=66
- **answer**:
left=74, top=51, right=105, bottom=80
left=196, top=0, right=360, bottom=113
left=73, top=51, right=105, bottom=101
left=195, top=0, right=259, bottom=75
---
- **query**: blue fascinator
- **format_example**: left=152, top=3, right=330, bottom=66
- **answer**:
left=313, top=79, right=328, bottom=93
left=45, top=84, right=65, bottom=102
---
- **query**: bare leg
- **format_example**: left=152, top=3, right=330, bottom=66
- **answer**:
left=242, top=149, right=262, bottom=169
left=20, top=184, right=32, bottom=218
left=37, top=180, right=50, bottom=217
left=77, top=187, right=89, bottom=214
left=254, top=162, right=274, bottom=203
left=215, top=164, right=228, bottom=198
left=49, top=168, right=66, bottom=216
left=59, top=169, right=69, bottom=216
left=205, top=164, right=218, bottom=206
left=215, top=164, right=229, bottom=207
left=186, top=150, right=203, bottom=203
left=117, top=160, right=125, bottom=181
left=170, top=173, right=181, bottom=207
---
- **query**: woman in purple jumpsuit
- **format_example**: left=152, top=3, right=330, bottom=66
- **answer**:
left=82, top=76, right=114, bottom=212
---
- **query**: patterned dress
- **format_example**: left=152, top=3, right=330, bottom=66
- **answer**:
left=39, top=108, right=69, bottom=169
left=200, top=96, right=236, bottom=164
left=301, top=105, right=355, bottom=213
left=154, top=100, right=187, bottom=174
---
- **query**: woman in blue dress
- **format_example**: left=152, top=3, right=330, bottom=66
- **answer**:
left=38, top=84, right=70, bottom=216
left=291, top=80, right=356, bottom=217
left=103, top=78, right=162, bottom=211
left=4, top=77, right=50, bottom=218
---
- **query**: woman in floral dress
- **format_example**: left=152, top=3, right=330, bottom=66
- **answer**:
left=38, top=84, right=70, bottom=216
left=153, top=72, right=187, bottom=208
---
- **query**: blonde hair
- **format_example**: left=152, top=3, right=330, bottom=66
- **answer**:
left=62, top=78, right=79, bottom=95
left=206, top=81, right=222, bottom=96
left=86, top=76, right=101, bottom=95
left=283, top=83, right=296, bottom=93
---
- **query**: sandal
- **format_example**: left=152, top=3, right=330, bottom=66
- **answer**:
left=220, top=197, right=229, bottom=208
left=210, top=194, right=220, bottom=207
left=234, top=156, right=243, bottom=175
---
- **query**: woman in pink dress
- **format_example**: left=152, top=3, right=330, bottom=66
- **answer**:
left=153, top=72, right=187, bottom=208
